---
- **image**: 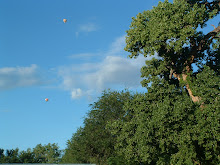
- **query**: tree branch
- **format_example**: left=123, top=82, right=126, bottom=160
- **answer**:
left=198, top=25, right=220, bottom=51
left=172, top=72, right=202, bottom=103
left=203, top=0, right=220, bottom=12
left=187, top=0, right=220, bottom=12
left=168, top=25, right=220, bottom=104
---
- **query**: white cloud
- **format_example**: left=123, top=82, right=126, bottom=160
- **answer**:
left=71, top=88, right=83, bottom=99
left=80, top=23, right=98, bottom=32
left=68, top=52, right=102, bottom=60
left=68, top=35, right=126, bottom=60
left=76, top=23, right=99, bottom=36
left=0, top=64, right=46, bottom=90
left=58, top=55, right=148, bottom=100
left=58, top=35, right=156, bottom=100
left=83, top=55, right=146, bottom=90
left=107, top=35, right=127, bottom=56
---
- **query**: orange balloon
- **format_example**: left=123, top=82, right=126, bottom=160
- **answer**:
left=63, top=19, right=67, bottom=23
left=45, top=98, right=49, bottom=102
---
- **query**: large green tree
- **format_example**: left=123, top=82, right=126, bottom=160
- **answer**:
left=107, top=0, right=219, bottom=164
left=125, top=0, right=219, bottom=104
left=62, top=89, right=136, bottom=165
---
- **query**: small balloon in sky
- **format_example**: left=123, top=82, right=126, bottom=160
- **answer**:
left=45, top=98, right=49, bottom=102
left=63, top=19, right=67, bottom=23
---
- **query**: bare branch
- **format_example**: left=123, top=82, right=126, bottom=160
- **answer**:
left=172, top=73, right=202, bottom=103
left=211, top=24, right=216, bottom=29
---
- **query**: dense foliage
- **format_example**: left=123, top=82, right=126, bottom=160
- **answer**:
left=112, top=0, right=219, bottom=164
left=107, top=73, right=219, bottom=164
left=0, top=143, right=62, bottom=163
left=61, top=89, right=136, bottom=165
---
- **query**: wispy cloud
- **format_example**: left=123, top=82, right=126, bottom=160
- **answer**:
left=80, top=23, right=98, bottom=32
left=107, top=35, right=127, bottom=56
left=68, top=35, right=126, bottom=60
left=0, top=64, right=46, bottom=90
left=76, top=23, right=99, bottom=37
left=68, top=52, right=102, bottom=60
left=58, top=35, right=157, bottom=100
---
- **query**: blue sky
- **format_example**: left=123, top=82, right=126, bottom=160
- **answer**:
left=0, top=0, right=219, bottom=152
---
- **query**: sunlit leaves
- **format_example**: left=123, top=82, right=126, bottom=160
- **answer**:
left=125, top=0, right=209, bottom=58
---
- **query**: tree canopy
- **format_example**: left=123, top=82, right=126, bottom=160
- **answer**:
left=125, top=0, right=219, bottom=104
left=107, top=0, right=220, bottom=164
left=61, top=89, right=136, bottom=164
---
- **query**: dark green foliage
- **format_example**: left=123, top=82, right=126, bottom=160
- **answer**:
left=19, top=148, right=36, bottom=163
left=107, top=155, right=127, bottom=165
left=106, top=0, right=220, bottom=164
left=2, top=148, right=20, bottom=163
left=107, top=84, right=219, bottom=164
left=0, top=143, right=62, bottom=163
left=0, top=149, right=5, bottom=163
left=33, top=143, right=62, bottom=163
left=61, top=89, right=137, bottom=165
left=61, top=127, right=91, bottom=164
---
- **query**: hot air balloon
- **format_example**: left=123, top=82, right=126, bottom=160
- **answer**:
left=63, top=19, right=67, bottom=23
left=45, top=98, right=49, bottom=102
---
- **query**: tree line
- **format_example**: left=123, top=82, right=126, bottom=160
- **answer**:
left=0, top=143, right=62, bottom=163
left=1, top=0, right=219, bottom=164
